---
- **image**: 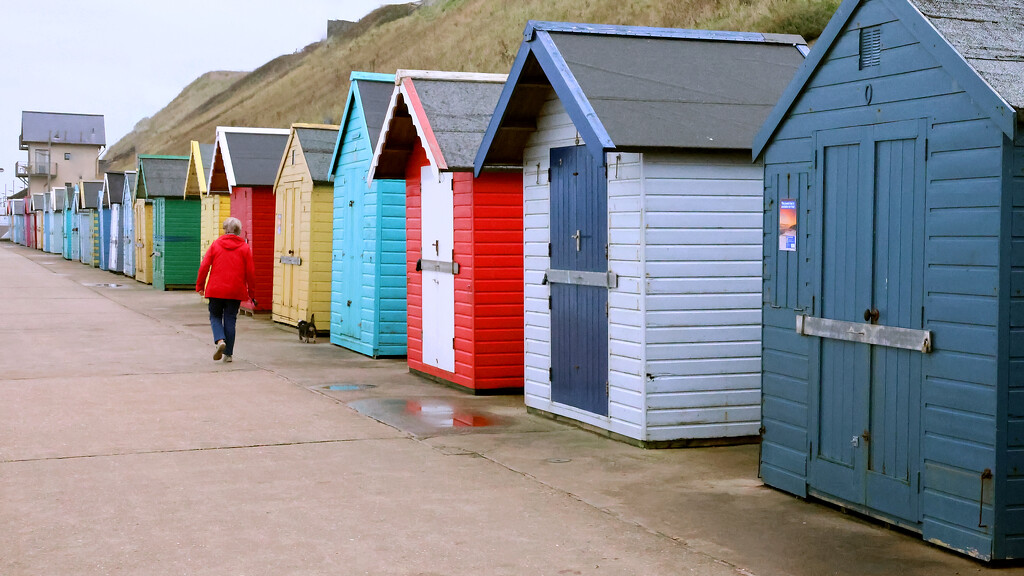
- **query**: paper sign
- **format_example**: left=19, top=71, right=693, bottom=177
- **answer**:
left=779, top=199, right=797, bottom=252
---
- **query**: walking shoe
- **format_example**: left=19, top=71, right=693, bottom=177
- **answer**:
left=223, top=355, right=232, bottom=363
left=213, top=340, right=226, bottom=361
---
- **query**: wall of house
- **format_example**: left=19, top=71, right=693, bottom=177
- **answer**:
left=760, top=0, right=1006, bottom=557
left=642, top=151, right=763, bottom=442
left=24, top=143, right=101, bottom=196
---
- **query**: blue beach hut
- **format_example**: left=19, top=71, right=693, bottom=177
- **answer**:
left=63, top=186, right=77, bottom=260
left=326, top=72, right=407, bottom=357
left=753, top=0, right=1024, bottom=560
left=48, top=187, right=65, bottom=255
left=122, top=171, right=137, bottom=276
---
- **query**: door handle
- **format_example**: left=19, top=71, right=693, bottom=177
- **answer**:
left=863, top=308, right=879, bottom=323
left=571, top=229, right=581, bottom=252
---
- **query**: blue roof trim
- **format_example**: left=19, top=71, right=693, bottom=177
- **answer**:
left=473, top=29, right=614, bottom=175
left=751, top=0, right=861, bottom=159
left=523, top=20, right=783, bottom=44
left=753, top=0, right=1016, bottom=159
left=350, top=71, right=395, bottom=83
left=329, top=72, right=396, bottom=180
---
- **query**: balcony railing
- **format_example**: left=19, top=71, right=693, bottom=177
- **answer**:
left=15, top=161, right=56, bottom=178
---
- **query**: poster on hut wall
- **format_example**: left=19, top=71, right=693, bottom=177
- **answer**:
left=779, top=199, right=797, bottom=252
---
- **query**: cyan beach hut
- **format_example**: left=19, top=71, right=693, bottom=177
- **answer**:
left=476, top=21, right=806, bottom=441
left=327, top=72, right=407, bottom=357
left=102, top=171, right=126, bottom=272
left=121, top=171, right=137, bottom=276
left=209, top=127, right=290, bottom=313
left=753, top=0, right=1024, bottom=560
left=77, top=181, right=103, bottom=266
left=136, top=155, right=195, bottom=290
left=48, top=187, right=65, bottom=255
left=63, top=186, right=78, bottom=260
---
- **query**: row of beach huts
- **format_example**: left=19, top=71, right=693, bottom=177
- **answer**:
left=6, top=1, right=1024, bottom=560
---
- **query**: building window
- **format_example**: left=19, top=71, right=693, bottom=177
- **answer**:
left=291, top=150, right=296, bottom=165
left=859, top=26, right=881, bottom=69
left=64, top=152, right=71, bottom=160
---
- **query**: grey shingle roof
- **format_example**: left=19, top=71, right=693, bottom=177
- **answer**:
left=910, top=0, right=1024, bottom=111
left=295, top=127, right=339, bottom=184
left=124, top=172, right=137, bottom=200
left=105, top=172, right=126, bottom=205
left=224, top=132, right=288, bottom=186
left=356, top=79, right=396, bottom=154
left=21, top=111, right=105, bottom=146
left=80, top=181, right=104, bottom=209
left=415, top=79, right=506, bottom=169
left=550, top=32, right=806, bottom=150
left=139, top=157, right=189, bottom=198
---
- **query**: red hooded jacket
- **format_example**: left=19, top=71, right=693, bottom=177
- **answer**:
left=196, top=233, right=257, bottom=302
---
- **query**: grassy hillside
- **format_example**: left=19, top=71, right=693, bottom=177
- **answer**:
left=104, top=0, right=839, bottom=170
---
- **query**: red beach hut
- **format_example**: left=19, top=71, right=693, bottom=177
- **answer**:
left=208, top=127, right=290, bottom=313
left=369, top=70, right=523, bottom=395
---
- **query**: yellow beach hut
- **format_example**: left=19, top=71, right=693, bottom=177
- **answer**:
left=271, top=123, right=339, bottom=328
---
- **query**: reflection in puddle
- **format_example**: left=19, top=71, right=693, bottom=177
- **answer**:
left=405, top=400, right=492, bottom=428
left=82, top=283, right=124, bottom=288
left=324, top=383, right=377, bottom=391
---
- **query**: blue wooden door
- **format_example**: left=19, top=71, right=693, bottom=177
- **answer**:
left=549, top=145, right=608, bottom=416
left=811, top=121, right=925, bottom=523
left=338, top=167, right=363, bottom=339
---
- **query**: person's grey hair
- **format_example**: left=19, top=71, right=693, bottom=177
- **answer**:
left=223, top=217, right=242, bottom=235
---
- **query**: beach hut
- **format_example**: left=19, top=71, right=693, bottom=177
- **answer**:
left=183, top=140, right=222, bottom=259
left=326, top=72, right=407, bottom=357
left=77, top=181, right=102, bottom=266
left=752, top=0, right=1024, bottom=560
left=10, top=197, right=25, bottom=246
left=122, top=171, right=137, bottom=276
left=476, top=21, right=807, bottom=438
left=102, top=172, right=126, bottom=272
left=32, top=193, right=47, bottom=252
left=208, top=127, right=290, bottom=313
left=369, top=70, right=523, bottom=394
left=271, top=123, right=339, bottom=328
left=30, top=193, right=45, bottom=249
left=135, top=154, right=194, bottom=290
left=48, top=187, right=65, bottom=255
left=63, top=186, right=78, bottom=260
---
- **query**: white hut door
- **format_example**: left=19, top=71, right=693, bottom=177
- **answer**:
left=420, top=166, right=455, bottom=373
left=110, top=205, right=120, bottom=271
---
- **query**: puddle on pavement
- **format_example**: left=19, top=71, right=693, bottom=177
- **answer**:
left=82, top=282, right=125, bottom=288
left=348, top=397, right=502, bottom=437
left=324, top=383, right=377, bottom=391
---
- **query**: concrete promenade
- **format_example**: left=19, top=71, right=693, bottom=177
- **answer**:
left=0, top=241, right=1016, bottom=575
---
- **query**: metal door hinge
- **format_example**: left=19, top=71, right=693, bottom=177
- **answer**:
left=605, top=300, right=609, bottom=317
left=547, top=168, right=552, bottom=182
left=547, top=242, right=551, bottom=257
left=452, top=337, right=456, bottom=348
left=548, top=295, right=552, bottom=310
left=548, top=367, right=553, bottom=381
left=605, top=381, right=609, bottom=396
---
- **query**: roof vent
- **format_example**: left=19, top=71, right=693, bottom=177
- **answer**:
left=859, top=26, right=881, bottom=69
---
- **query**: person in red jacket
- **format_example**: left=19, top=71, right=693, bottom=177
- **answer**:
left=196, top=217, right=256, bottom=362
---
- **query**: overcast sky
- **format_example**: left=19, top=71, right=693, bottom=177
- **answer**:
left=0, top=0, right=404, bottom=197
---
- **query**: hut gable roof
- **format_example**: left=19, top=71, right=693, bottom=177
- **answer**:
left=475, top=21, right=807, bottom=173
left=123, top=171, right=137, bottom=203
left=78, top=181, right=104, bottom=209
left=136, top=155, right=189, bottom=199
left=209, top=127, right=290, bottom=192
left=295, top=125, right=340, bottom=184
left=753, top=0, right=1023, bottom=159
left=20, top=111, right=106, bottom=146
left=183, top=141, right=214, bottom=199
left=370, top=70, right=508, bottom=181
left=9, top=189, right=28, bottom=200
left=104, top=172, right=126, bottom=206
left=51, top=187, right=67, bottom=212
left=327, top=72, right=395, bottom=180
left=910, top=0, right=1024, bottom=113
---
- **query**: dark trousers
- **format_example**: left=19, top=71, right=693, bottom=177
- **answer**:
left=208, top=298, right=241, bottom=356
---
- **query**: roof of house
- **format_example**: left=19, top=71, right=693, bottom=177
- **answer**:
left=475, top=21, right=807, bottom=172
left=753, top=0, right=1024, bottom=157
left=137, top=155, right=190, bottom=199
left=78, top=181, right=104, bottom=209
left=293, top=124, right=340, bottom=184
left=327, top=72, right=396, bottom=180
left=20, top=111, right=106, bottom=146
left=370, top=70, right=508, bottom=181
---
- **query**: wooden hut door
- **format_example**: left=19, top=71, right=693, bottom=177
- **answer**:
left=338, top=168, right=363, bottom=339
left=549, top=145, right=608, bottom=416
left=110, top=205, right=120, bottom=271
left=811, top=121, right=925, bottom=524
left=419, top=166, right=456, bottom=373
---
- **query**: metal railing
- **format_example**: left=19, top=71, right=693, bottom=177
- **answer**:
left=15, top=161, right=56, bottom=177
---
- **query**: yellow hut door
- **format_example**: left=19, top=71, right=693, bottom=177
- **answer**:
left=134, top=200, right=148, bottom=282
left=277, top=184, right=302, bottom=323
